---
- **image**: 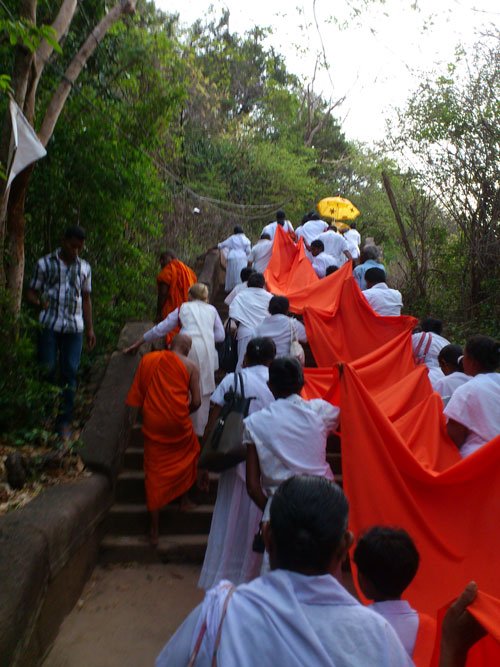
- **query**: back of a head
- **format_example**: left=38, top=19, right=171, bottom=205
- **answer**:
left=362, top=245, right=379, bottom=262
left=268, top=295, right=289, bottom=316
left=311, top=240, right=324, bottom=253
left=465, top=335, right=500, bottom=372
left=421, top=317, right=443, bottom=335
left=260, top=233, right=271, bottom=241
left=309, top=213, right=321, bottom=221
left=276, top=210, right=286, bottom=223
left=350, top=222, right=357, bottom=230
left=65, top=225, right=86, bottom=241
left=364, top=267, right=386, bottom=285
left=233, top=225, right=244, bottom=234
left=268, top=356, right=304, bottom=397
left=170, top=333, right=191, bottom=356
left=353, top=526, right=419, bottom=599
left=328, top=225, right=338, bottom=232
left=438, top=344, right=464, bottom=371
left=188, top=282, right=209, bottom=303
left=270, top=475, right=349, bottom=574
left=240, top=267, right=255, bottom=282
left=160, top=249, right=176, bottom=263
left=246, top=337, right=276, bottom=366
left=247, top=272, right=266, bottom=289
left=301, top=213, right=312, bottom=225
left=325, top=265, right=338, bottom=277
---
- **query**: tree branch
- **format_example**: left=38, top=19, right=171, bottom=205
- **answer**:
left=38, top=0, right=137, bottom=147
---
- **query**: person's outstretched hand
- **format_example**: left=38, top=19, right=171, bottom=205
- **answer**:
left=440, top=582, right=487, bottom=667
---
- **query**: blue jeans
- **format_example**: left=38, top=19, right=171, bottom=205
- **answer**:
left=38, top=328, right=83, bottom=431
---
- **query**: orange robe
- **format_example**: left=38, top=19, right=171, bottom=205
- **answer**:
left=157, top=260, right=197, bottom=345
left=126, top=350, right=200, bottom=511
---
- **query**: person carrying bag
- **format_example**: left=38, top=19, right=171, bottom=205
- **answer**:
left=198, top=372, right=253, bottom=472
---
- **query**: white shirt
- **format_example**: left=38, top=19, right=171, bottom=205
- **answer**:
left=261, top=220, right=294, bottom=240
left=370, top=600, right=419, bottom=657
left=248, top=239, right=273, bottom=273
left=344, top=228, right=361, bottom=256
left=444, top=372, right=500, bottom=457
left=311, top=252, right=338, bottom=279
left=224, top=281, right=247, bottom=306
left=218, top=233, right=251, bottom=258
left=433, top=372, right=471, bottom=402
left=363, top=283, right=403, bottom=316
left=211, top=365, right=274, bottom=414
left=143, top=303, right=224, bottom=345
left=156, top=569, right=412, bottom=667
left=412, top=332, right=450, bottom=369
left=317, top=230, right=350, bottom=265
left=243, top=394, right=338, bottom=518
left=295, top=219, right=328, bottom=245
left=229, top=287, right=273, bottom=332
left=254, top=314, right=307, bottom=358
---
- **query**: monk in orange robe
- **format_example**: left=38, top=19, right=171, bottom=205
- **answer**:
left=126, top=334, right=201, bottom=546
left=156, top=250, right=197, bottom=345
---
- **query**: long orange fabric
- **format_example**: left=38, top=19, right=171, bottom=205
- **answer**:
left=157, top=259, right=197, bottom=344
left=429, top=590, right=500, bottom=666
left=126, top=350, right=199, bottom=511
left=340, top=363, right=500, bottom=623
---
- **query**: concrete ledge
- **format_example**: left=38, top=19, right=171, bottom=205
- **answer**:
left=80, top=322, right=154, bottom=483
left=197, top=249, right=224, bottom=303
left=0, top=474, right=112, bottom=667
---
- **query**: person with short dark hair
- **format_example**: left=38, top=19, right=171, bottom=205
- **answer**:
left=244, top=357, right=339, bottom=527
left=354, top=526, right=436, bottom=661
left=218, top=226, right=252, bottom=292
left=317, top=225, right=352, bottom=266
left=434, top=344, right=470, bottom=403
left=411, top=318, right=451, bottom=386
left=363, top=268, right=403, bottom=316
left=198, top=337, right=277, bottom=591
left=353, top=245, right=385, bottom=290
left=248, top=232, right=273, bottom=273
left=295, top=214, right=328, bottom=245
left=156, top=476, right=412, bottom=666
left=444, top=335, right=500, bottom=457
left=261, top=210, right=294, bottom=240
left=229, top=273, right=272, bottom=369
left=253, top=295, right=307, bottom=357
left=308, top=239, right=338, bottom=279
left=325, top=264, right=339, bottom=276
left=26, top=225, right=96, bottom=437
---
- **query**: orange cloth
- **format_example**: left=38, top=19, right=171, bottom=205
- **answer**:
left=126, top=350, right=199, bottom=511
left=264, top=225, right=417, bottom=366
left=157, top=259, right=196, bottom=345
left=429, top=590, right=500, bottom=666
left=412, top=612, right=437, bottom=666
left=339, top=362, right=500, bottom=626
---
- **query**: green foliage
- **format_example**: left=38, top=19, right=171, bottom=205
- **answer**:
left=0, top=288, right=59, bottom=434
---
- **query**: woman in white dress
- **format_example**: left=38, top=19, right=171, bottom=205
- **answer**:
left=198, top=337, right=276, bottom=591
left=434, top=344, right=471, bottom=404
left=254, top=295, right=307, bottom=358
left=218, top=226, right=251, bottom=292
left=444, top=335, right=500, bottom=457
left=123, top=283, right=224, bottom=437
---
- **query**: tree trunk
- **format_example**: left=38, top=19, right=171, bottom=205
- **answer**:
left=2, top=0, right=137, bottom=317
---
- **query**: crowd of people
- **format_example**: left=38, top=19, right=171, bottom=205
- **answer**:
left=28, top=215, right=498, bottom=664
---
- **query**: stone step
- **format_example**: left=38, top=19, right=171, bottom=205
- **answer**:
left=99, top=534, right=208, bottom=565
left=104, top=503, right=214, bottom=536
left=122, top=447, right=144, bottom=469
left=115, top=470, right=218, bottom=504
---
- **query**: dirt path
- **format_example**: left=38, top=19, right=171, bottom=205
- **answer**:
left=43, top=563, right=204, bottom=667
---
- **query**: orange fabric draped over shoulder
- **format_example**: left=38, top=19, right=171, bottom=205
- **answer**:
left=126, top=350, right=199, bottom=511
left=157, top=259, right=197, bottom=345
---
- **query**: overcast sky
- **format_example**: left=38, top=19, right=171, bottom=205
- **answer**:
left=155, top=0, right=499, bottom=143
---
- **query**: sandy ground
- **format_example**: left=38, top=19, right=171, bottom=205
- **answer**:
left=43, top=563, right=204, bottom=667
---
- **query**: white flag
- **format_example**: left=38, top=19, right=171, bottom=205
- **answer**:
left=6, top=99, right=47, bottom=188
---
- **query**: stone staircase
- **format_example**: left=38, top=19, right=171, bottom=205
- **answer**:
left=100, top=273, right=343, bottom=565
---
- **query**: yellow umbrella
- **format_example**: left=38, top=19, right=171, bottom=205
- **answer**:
left=317, top=196, right=360, bottom=230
